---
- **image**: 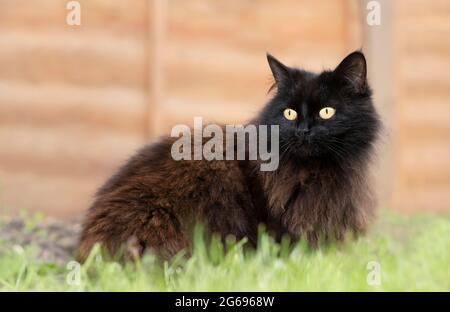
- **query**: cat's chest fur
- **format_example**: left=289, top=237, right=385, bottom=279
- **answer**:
left=254, top=160, right=373, bottom=245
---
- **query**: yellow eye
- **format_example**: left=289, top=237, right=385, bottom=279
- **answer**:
left=283, top=108, right=297, bottom=121
left=319, top=107, right=336, bottom=119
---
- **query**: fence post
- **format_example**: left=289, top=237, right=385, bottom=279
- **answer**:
left=147, top=0, right=166, bottom=139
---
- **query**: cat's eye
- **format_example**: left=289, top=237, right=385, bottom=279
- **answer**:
left=319, top=107, right=336, bottom=119
left=283, top=108, right=297, bottom=121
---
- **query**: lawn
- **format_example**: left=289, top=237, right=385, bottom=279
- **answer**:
left=0, top=210, right=449, bottom=291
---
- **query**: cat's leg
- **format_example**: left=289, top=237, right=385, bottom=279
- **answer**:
left=203, top=200, right=259, bottom=247
left=135, top=207, right=189, bottom=260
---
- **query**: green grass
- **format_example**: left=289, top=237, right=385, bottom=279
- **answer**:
left=0, top=210, right=449, bottom=291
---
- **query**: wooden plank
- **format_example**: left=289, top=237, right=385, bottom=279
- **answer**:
left=0, top=81, right=147, bottom=136
left=401, top=98, right=450, bottom=138
left=168, top=0, right=348, bottom=44
left=0, top=170, right=102, bottom=218
left=400, top=143, right=450, bottom=185
left=163, top=97, right=261, bottom=127
left=0, top=31, right=147, bottom=88
left=0, top=0, right=148, bottom=36
left=395, top=0, right=450, bottom=16
left=395, top=185, right=450, bottom=212
left=400, top=55, right=450, bottom=88
left=0, top=124, right=143, bottom=178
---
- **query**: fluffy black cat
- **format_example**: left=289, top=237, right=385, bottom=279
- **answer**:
left=78, top=51, right=381, bottom=260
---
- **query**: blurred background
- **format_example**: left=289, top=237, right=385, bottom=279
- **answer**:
left=0, top=0, right=449, bottom=218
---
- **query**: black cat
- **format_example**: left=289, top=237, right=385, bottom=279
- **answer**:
left=78, top=51, right=381, bottom=260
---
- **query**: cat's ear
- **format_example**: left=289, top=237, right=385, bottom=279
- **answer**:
left=267, top=53, right=290, bottom=89
left=333, top=51, right=367, bottom=93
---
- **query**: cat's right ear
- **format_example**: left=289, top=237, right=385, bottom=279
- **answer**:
left=267, top=53, right=290, bottom=89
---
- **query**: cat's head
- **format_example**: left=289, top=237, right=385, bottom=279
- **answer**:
left=258, top=51, right=380, bottom=162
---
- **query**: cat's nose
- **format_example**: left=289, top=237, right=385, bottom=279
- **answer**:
left=297, top=128, right=310, bottom=136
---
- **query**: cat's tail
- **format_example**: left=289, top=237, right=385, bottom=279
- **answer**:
left=75, top=198, right=139, bottom=262
left=76, top=199, right=189, bottom=262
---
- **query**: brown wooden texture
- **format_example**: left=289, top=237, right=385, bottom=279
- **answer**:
left=0, top=0, right=448, bottom=217
left=0, top=0, right=149, bottom=217
left=392, top=0, right=450, bottom=212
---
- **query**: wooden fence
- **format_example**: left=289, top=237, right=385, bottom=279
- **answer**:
left=0, top=0, right=448, bottom=217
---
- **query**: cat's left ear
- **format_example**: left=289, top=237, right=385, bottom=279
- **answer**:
left=333, top=51, right=367, bottom=93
